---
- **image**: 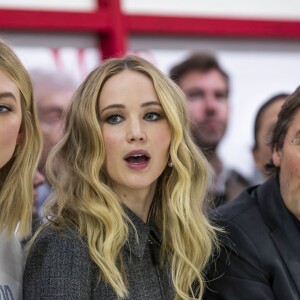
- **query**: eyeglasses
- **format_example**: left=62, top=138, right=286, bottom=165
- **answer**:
left=287, top=136, right=300, bottom=146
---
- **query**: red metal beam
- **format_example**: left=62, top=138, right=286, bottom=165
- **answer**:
left=0, top=8, right=109, bottom=32
left=127, top=14, right=300, bottom=39
left=0, top=0, right=127, bottom=58
left=100, top=0, right=127, bottom=59
left=1, top=4, right=300, bottom=58
left=1, top=7, right=300, bottom=39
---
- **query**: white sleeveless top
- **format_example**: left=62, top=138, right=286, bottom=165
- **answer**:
left=0, top=230, right=23, bottom=300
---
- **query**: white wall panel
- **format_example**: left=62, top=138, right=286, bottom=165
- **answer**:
left=0, top=0, right=298, bottom=20
left=0, top=0, right=97, bottom=11
left=123, top=0, right=300, bottom=20
left=3, top=31, right=299, bottom=180
left=130, top=36, right=300, bottom=180
left=0, top=32, right=100, bottom=85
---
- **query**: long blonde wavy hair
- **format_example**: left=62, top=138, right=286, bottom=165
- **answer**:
left=45, top=55, right=218, bottom=299
left=0, top=39, right=42, bottom=238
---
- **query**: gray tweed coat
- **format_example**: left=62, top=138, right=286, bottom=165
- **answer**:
left=23, top=207, right=175, bottom=299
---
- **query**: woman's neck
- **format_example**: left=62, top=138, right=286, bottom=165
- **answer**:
left=116, top=186, right=156, bottom=223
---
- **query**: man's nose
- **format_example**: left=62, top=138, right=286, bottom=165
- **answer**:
left=204, top=96, right=219, bottom=112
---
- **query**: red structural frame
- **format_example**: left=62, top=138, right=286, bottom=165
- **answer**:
left=0, top=0, right=300, bottom=58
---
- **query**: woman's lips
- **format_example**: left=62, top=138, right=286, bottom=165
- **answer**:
left=124, top=150, right=150, bottom=170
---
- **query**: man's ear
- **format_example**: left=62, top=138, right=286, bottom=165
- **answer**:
left=272, top=144, right=281, bottom=167
left=252, top=148, right=260, bottom=166
left=252, top=148, right=264, bottom=172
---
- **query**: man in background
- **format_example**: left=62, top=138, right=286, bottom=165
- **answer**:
left=170, top=53, right=250, bottom=206
left=252, top=93, right=289, bottom=183
left=30, top=69, right=77, bottom=216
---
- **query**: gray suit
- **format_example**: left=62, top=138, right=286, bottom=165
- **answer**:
left=23, top=207, right=174, bottom=299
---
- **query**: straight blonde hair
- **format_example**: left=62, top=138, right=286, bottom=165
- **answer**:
left=0, top=39, right=42, bottom=238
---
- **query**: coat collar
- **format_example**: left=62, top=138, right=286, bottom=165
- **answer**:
left=123, top=205, right=160, bottom=260
left=253, top=177, right=300, bottom=293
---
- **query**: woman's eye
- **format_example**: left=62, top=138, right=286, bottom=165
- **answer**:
left=144, top=112, right=161, bottom=121
left=0, top=105, right=10, bottom=113
left=106, top=115, right=123, bottom=124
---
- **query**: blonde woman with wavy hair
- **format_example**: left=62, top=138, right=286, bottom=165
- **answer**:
left=24, top=55, right=218, bottom=300
left=0, top=39, right=41, bottom=299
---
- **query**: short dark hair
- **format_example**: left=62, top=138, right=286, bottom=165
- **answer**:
left=169, top=52, right=229, bottom=89
left=253, top=93, right=289, bottom=151
left=266, top=86, right=300, bottom=175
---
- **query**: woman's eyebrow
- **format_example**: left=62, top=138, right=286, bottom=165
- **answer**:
left=141, top=101, right=161, bottom=107
left=0, top=92, right=17, bottom=102
left=101, top=101, right=161, bottom=114
left=100, top=104, right=125, bottom=114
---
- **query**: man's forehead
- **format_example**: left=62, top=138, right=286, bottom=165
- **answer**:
left=287, top=110, right=300, bottom=136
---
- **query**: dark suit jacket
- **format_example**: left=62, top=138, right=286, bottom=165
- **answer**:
left=205, top=176, right=300, bottom=300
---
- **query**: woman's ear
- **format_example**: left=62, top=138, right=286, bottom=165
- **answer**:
left=16, top=119, right=24, bottom=144
left=272, top=144, right=281, bottom=167
left=16, top=132, right=23, bottom=144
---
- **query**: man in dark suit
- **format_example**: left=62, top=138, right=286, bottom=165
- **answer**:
left=205, top=85, right=300, bottom=299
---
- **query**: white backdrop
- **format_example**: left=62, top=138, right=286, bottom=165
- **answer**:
left=123, top=0, right=300, bottom=20
left=129, top=36, right=300, bottom=180
left=1, top=0, right=300, bottom=180
left=1, top=34, right=299, bottom=181
left=1, top=0, right=300, bottom=20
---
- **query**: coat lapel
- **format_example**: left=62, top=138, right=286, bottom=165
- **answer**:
left=256, top=177, right=300, bottom=293
left=270, top=222, right=300, bottom=293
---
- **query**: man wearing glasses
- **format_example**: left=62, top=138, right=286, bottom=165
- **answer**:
left=205, top=86, right=300, bottom=299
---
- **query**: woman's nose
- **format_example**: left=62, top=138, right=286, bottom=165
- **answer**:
left=126, top=120, right=146, bottom=143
